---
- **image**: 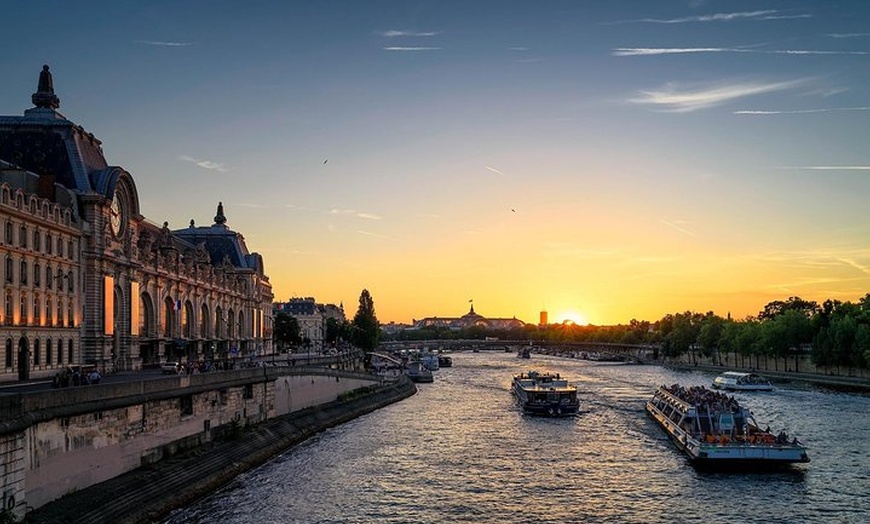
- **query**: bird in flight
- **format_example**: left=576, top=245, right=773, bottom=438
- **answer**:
left=323, top=159, right=328, bottom=164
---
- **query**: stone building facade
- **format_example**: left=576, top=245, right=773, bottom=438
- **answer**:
left=0, top=66, right=273, bottom=382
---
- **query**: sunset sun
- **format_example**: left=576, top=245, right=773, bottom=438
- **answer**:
left=558, top=311, right=589, bottom=326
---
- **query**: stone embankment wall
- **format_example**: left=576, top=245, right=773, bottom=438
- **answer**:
left=27, top=375, right=417, bottom=524
left=0, top=366, right=387, bottom=516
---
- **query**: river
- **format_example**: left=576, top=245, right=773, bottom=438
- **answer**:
left=164, top=352, right=869, bottom=523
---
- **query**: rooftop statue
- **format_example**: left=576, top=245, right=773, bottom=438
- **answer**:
left=32, top=64, right=61, bottom=109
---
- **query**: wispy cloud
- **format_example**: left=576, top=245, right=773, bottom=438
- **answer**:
left=735, top=106, right=870, bottom=115
left=484, top=166, right=506, bottom=176
left=136, top=40, right=193, bottom=47
left=329, top=208, right=383, bottom=220
left=611, top=10, right=810, bottom=25
left=629, top=79, right=807, bottom=112
left=376, top=30, right=440, bottom=38
left=776, top=165, right=870, bottom=171
left=613, top=47, right=869, bottom=56
left=660, top=219, right=695, bottom=236
left=827, top=33, right=870, bottom=39
left=179, top=155, right=228, bottom=172
left=356, top=230, right=400, bottom=241
left=383, top=46, right=441, bottom=51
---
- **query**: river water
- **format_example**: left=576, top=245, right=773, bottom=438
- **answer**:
left=164, top=352, right=869, bottom=524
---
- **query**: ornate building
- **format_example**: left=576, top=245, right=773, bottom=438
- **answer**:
left=413, top=303, right=526, bottom=331
left=0, top=66, right=273, bottom=381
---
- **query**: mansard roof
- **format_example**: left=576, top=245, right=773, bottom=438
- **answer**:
left=172, top=202, right=267, bottom=276
left=0, top=65, right=133, bottom=205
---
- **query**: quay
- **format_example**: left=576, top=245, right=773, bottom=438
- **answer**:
left=0, top=356, right=415, bottom=523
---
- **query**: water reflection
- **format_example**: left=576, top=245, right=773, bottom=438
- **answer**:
left=165, top=353, right=869, bottom=524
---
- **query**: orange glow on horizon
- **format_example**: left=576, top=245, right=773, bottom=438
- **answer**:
left=557, top=311, right=589, bottom=326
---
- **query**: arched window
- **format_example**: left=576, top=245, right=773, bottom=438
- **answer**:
left=67, top=301, right=74, bottom=327
left=67, top=340, right=73, bottom=364
left=56, top=237, right=62, bottom=257
left=164, top=297, right=176, bottom=338
left=200, top=304, right=210, bottom=338
left=19, top=259, right=27, bottom=285
left=33, top=339, right=41, bottom=366
left=215, top=306, right=224, bottom=338
left=34, top=261, right=41, bottom=287
left=19, top=225, right=26, bottom=248
left=4, top=292, right=11, bottom=325
left=67, top=271, right=74, bottom=292
left=33, top=294, right=41, bottom=325
left=4, top=221, right=11, bottom=244
left=46, top=297, right=53, bottom=326
left=46, top=233, right=52, bottom=255
left=4, top=256, right=11, bottom=284
left=4, top=339, right=12, bottom=368
left=227, top=309, right=235, bottom=338
left=68, top=240, right=74, bottom=260
left=57, top=298, right=64, bottom=327
left=19, top=292, right=28, bottom=325
left=183, top=301, right=194, bottom=338
left=57, top=338, right=63, bottom=364
left=46, top=339, right=52, bottom=367
left=33, top=230, right=41, bottom=251
left=140, top=293, right=155, bottom=338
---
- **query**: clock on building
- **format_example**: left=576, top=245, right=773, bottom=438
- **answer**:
left=110, top=189, right=126, bottom=238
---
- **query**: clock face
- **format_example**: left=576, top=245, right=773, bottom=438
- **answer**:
left=110, top=191, right=125, bottom=237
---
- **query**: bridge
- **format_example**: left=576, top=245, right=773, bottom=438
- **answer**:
left=379, top=339, right=658, bottom=362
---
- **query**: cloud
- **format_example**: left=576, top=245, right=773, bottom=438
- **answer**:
left=660, top=219, right=695, bottom=236
left=179, top=155, right=228, bottom=172
left=827, top=33, right=870, bottom=38
left=735, top=106, right=870, bottom=115
left=611, top=10, right=810, bottom=24
left=329, top=208, right=382, bottom=220
left=355, top=230, right=400, bottom=241
left=776, top=165, right=870, bottom=171
left=383, top=46, right=441, bottom=51
left=629, top=79, right=807, bottom=112
left=376, top=30, right=440, bottom=38
left=136, top=40, right=193, bottom=47
left=613, top=47, right=868, bottom=56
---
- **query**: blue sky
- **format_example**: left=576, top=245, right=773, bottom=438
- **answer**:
left=2, top=1, right=869, bottom=324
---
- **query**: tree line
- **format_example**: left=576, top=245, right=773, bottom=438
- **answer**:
left=384, top=294, right=870, bottom=371
left=273, top=289, right=382, bottom=352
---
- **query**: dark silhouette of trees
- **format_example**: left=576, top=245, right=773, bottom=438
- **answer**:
left=273, top=311, right=300, bottom=352
left=351, top=289, right=380, bottom=351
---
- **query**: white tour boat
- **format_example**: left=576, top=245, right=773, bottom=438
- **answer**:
left=712, top=371, right=774, bottom=391
left=511, top=371, right=579, bottom=417
left=646, top=384, right=809, bottom=468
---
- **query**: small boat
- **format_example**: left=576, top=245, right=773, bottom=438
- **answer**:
left=517, top=347, right=531, bottom=359
left=712, top=371, right=774, bottom=391
left=420, top=352, right=440, bottom=371
left=437, top=355, right=453, bottom=368
left=646, top=384, right=809, bottom=468
left=406, top=361, right=433, bottom=383
left=511, top=371, right=579, bottom=417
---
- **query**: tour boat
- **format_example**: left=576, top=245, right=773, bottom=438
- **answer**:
left=511, top=371, right=579, bottom=417
left=437, top=355, right=453, bottom=368
left=712, top=371, right=774, bottom=391
left=646, top=384, right=809, bottom=468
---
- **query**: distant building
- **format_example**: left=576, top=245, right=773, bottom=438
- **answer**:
left=0, top=65, right=273, bottom=381
left=540, top=310, right=548, bottom=326
left=273, top=298, right=345, bottom=351
left=413, top=303, right=526, bottom=331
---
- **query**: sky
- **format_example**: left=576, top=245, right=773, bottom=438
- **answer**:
left=2, top=0, right=869, bottom=326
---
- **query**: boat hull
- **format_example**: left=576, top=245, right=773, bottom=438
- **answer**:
left=646, top=399, right=809, bottom=468
left=511, top=372, right=579, bottom=417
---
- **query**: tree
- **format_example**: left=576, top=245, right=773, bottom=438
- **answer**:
left=273, top=311, right=301, bottom=352
left=351, top=289, right=380, bottom=351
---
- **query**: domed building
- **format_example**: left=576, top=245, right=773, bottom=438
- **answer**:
left=0, top=66, right=273, bottom=381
